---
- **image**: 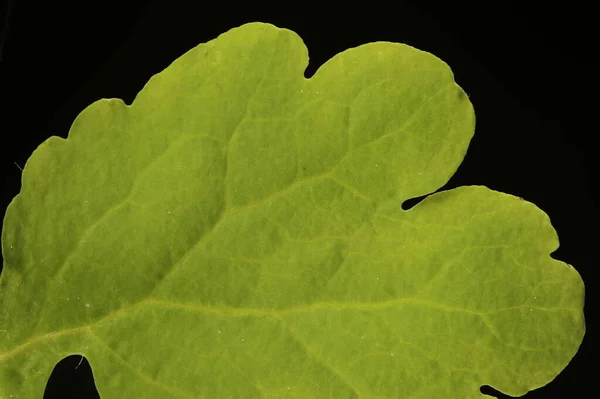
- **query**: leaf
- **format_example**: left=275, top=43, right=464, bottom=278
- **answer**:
left=0, top=22, right=584, bottom=399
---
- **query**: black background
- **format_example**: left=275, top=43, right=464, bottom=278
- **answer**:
left=0, top=0, right=595, bottom=398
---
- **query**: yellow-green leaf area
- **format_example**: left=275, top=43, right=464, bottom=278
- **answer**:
left=0, top=22, right=584, bottom=399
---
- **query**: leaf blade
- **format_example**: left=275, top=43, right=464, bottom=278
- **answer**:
left=0, top=22, right=584, bottom=399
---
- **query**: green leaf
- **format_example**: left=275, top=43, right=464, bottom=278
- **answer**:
left=0, top=22, right=584, bottom=399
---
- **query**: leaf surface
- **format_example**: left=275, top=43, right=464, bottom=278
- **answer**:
left=0, top=22, right=584, bottom=399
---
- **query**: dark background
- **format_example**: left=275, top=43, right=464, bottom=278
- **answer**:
left=0, top=0, right=595, bottom=398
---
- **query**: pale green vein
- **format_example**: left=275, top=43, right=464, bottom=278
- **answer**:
left=344, top=82, right=454, bottom=156
left=31, top=132, right=201, bottom=334
left=277, top=317, right=362, bottom=399
left=327, top=175, right=374, bottom=203
left=220, top=353, right=267, bottom=399
left=226, top=81, right=455, bottom=216
left=414, top=247, right=468, bottom=298
left=480, top=314, right=548, bottom=353
left=0, top=295, right=577, bottom=362
left=223, top=32, right=279, bottom=209
left=87, top=330, right=195, bottom=399
left=148, top=39, right=279, bottom=299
